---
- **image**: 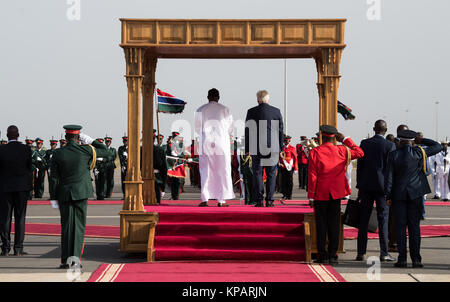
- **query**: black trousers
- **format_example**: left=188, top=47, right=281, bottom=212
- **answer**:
left=95, top=171, right=106, bottom=200
left=280, top=168, right=294, bottom=199
left=34, top=169, right=45, bottom=198
left=313, top=198, right=341, bottom=259
left=299, top=164, right=308, bottom=189
left=393, top=197, right=422, bottom=263
left=251, top=156, right=277, bottom=206
left=121, top=168, right=127, bottom=194
left=0, top=191, right=28, bottom=253
left=357, top=190, right=389, bottom=256
left=170, top=177, right=181, bottom=200
left=105, top=166, right=115, bottom=198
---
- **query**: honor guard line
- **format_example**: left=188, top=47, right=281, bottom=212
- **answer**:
left=119, top=19, right=346, bottom=262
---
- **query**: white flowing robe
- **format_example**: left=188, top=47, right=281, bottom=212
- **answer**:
left=195, top=101, right=235, bottom=201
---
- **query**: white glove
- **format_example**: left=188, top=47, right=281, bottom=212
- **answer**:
left=50, top=200, right=59, bottom=209
left=97, top=158, right=104, bottom=162
left=160, top=192, right=165, bottom=198
left=121, top=166, right=126, bottom=173
left=123, top=151, right=128, bottom=158
left=187, top=158, right=193, bottom=163
left=294, top=170, right=298, bottom=175
left=37, top=156, right=42, bottom=161
left=79, top=133, right=94, bottom=145
left=94, top=169, right=99, bottom=176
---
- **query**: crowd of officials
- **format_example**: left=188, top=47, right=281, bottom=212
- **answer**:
left=0, top=113, right=446, bottom=269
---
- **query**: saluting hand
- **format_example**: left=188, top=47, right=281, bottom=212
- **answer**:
left=335, top=133, right=345, bottom=143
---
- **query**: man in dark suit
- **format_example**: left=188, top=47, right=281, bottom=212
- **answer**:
left=385, top=130, right=441, bottom=268
left=356, top=120, right=396, bottom=262
left=0, top=125, right=33, bottom=256
left=245, top=90, right=284, bottom=207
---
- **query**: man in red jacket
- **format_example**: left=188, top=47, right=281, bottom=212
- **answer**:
left=296, top=136, right=309, bottom=190
left=308, top=125, right=364, bottom=264
left=279, top=135, right=298, bottom=200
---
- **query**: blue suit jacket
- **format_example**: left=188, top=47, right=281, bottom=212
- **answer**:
left=245, top=103, right=284, bottom=158
left=356, top=135, right=395, bottom=194
left=385, top=138, right=442, bottom=201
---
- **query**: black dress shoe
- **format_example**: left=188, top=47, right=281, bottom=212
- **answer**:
left=0, top=251, right=10, bottom=256
left=217, top=203, right=229, bottom=207
left=315, top=257, right=328, bottom=264
left=443, top=199, right=449, bottom=202
left=432, top=195, right=440, bottom=200
left=412, top=262, right=424, bottom=268
left=380, top=254, right=396, bottom=262
left=198, top=202, right=208, bottom=207
left=254, top=203, right=263, bottom=207
left=13, top=251, right=28, bottom=256
left=355, top=254, right=365, bottom=261
left=329, top=258, right=339, bottom=265
left=266, top=202, right=274, bottom=207
left=59, top=264, right=70, bottom=269
left=394, top=261, right=407, bottom=268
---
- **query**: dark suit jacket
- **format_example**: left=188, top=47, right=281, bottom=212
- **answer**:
left=356, top=135, right=395, bottom=194
left=245, top=103, right=284, bottom=158
left=0, top=141, right=33, bottom=192
left=385, top=138, right=442, bottom=201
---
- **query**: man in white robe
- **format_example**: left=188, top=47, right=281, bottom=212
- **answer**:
left=431, top=142, right=450, bottom=201
left=195, top=88, right=235, bottom=206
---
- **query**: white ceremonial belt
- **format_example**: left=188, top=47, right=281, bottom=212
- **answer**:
left=154, top=169, right=160, bottom=173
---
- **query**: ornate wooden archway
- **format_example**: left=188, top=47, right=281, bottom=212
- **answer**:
left=119, top=19, right=346, bottom=257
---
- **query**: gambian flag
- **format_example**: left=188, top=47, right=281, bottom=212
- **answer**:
left=337, top=101, right=355, bottom=120
left=157, top=89, right=187, bottom=114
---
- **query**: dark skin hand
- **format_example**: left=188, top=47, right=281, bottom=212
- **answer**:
left=335, top=133, right=345, bottom=143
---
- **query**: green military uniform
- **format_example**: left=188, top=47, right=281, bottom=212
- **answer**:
left=46, top=139, right=59, bottom=200
left=33, top=138, right=47, bottom=198
left=118, top=136, right=128, bottom=194
left=93, top=138, right=107, bottom=200
left=154, top=137, right=168, bottom=204
left=104, top=136, right=117, bottom=198
left=25, top=139, right=35, bottom=200
left=50, top=125, right=112, bottom=267
left=239, top=153, right=254, bottom=205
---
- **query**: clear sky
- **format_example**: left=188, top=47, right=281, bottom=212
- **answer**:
left=0, top=0, right=449, bottom=148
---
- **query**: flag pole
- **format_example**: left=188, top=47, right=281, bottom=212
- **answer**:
left=284, top=59, right=288, bottom=135
left=155, top=88, right=161, bottom=146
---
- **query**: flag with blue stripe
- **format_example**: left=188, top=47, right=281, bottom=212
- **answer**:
left=157, top=89, right=187, bottom=114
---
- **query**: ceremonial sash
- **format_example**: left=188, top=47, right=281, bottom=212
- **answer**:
left=89, top=145, right=97, bottom=170
left=417, top=146, right=428, bottom=174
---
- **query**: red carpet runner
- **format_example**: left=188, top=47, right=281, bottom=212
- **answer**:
left=144, top=206, right=313, bottom=262
left=88, top=262, right=345, bottom=282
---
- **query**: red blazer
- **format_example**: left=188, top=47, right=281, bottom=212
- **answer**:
left=296, top=143, right=308, bottom=165
left=307, top=138, right=364, bottom=200
left=279, top=144, right=298, bottom=171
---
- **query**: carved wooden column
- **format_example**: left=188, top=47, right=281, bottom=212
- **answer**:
left=123, top=47, right=145, bottom=212
left=315, top=47, right=343, bottom=143
left=142, top=54, right=158, bottom=205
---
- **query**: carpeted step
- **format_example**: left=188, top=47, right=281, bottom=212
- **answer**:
left=155, top=234, right=305, bottom=250
left=156, top=222, right=304, bottom=236
left=155, top=247, right=306, bottom=261
left=158, top=211, right=305, bottom=224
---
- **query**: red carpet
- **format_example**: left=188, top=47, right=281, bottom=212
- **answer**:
left=17, top=223, right=450, bottom=241
left=26, top=199, right=450, bottom=206
left=145, top=205, right=313, bottom=262
left=88, top=262, right=345, bottom=282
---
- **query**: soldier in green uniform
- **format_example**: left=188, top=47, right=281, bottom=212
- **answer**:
left=118, top=136, right=128, bottom=195
left=25, top=139, right=35, bottom=199
left=104, top=136, right=117, bottom=198
left=239, top=152, right=254, bottom=205
left=154, top=133, right=167, bottom=204
left=33, top=138, right=47, bottom=198
left=93, top=138, right=107, bottom=200
left=49, top=125, right=113, bottom=268
left=46, top=139, right=59, bottom=200
left=59, top=138, right=67, bottom=148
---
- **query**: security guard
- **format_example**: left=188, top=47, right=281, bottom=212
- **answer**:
left=104, top=136, right=117, bottom=198
left=93, top=138, right=107, bottom=200
left=49, top=125, right=113, bottom=268
left=118, top=136, right=128, bottom=194
left=33, top=138, right=47, bottom=198
left=25, top=138, right=35, bottom=199
left=46, top=139, right=59, bottom=200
